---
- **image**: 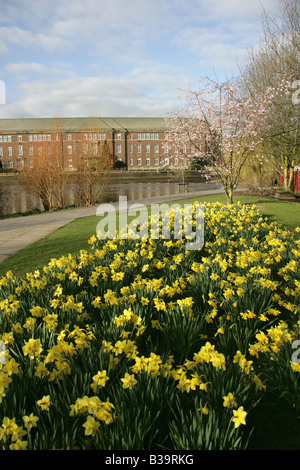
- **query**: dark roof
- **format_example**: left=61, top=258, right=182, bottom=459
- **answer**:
left=0, top=117, right=170, bottom=134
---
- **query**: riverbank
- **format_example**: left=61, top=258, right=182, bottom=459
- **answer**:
left=0, top=170, right=217, bottom=217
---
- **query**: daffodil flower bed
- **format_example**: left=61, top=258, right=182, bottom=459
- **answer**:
left=0, top=201, right=299, bottom=450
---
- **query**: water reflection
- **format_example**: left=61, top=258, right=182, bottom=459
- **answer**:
left=0, top=181, right=223, bottom=216
left=104, top=182, right=223, bottom=201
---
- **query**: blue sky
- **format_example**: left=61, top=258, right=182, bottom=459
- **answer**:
left=0, top=0, right=278, bottom=119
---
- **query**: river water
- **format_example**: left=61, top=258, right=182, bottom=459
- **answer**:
left=0, top=180, right=223, bottom=217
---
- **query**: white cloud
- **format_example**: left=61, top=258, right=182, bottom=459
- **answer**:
left=0, top=26, right=73, bottom=54
left=1, top=66, right=186, bottom=118
left=0, top=0, right=282, bottom=118
left=4, top=61, right=76, bottom=81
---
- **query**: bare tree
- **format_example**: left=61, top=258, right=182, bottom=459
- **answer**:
left=261, top=0, right=300, bottom=77
left=19, top=119, right=69, bottom=211
left=240, top=0, right=300, bottom=191
left=75, top=120, right=113, bottom=206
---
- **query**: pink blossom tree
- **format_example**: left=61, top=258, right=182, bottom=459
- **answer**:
left=166, top=76, right=270, bottom=203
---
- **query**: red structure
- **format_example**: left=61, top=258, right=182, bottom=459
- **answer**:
left=279, top=167, right=300, bottom=194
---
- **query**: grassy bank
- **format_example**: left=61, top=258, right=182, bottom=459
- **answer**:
left=0, top=192, right=299, bottom=278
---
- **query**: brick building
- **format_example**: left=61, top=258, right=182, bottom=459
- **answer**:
left=0, top=117, right=201, bottom=171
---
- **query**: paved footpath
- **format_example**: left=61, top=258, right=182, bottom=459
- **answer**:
left=0, top=188, right=225, bottom=263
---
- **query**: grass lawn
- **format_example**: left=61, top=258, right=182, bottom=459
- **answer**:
left=0, top=192, right=299, bottom=279
left=0, top=191, right=300, bottom=449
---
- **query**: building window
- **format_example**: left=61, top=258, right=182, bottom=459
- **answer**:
left=116, top=133, right=121, bottom=140
left=146, top=158, right=150, bottom=166
left=7, top=136, right=11, bottom=142
left=67, top=134, right=72, bottom=141
left=117, top=144, right=122, bottom=154
left=28, top=135, right=33, bottom=141
left=29, top=146, right=33, bottom=156
left=130, top=144, right=133, bottom=154
left=47, top=135, right=51, bottom=141
left=68, top=145, right=72, bottom=155
left=154, top=144, right=159, bottom=153
left=8, top=161, right=13, bottom=168
left=174, top=158, right=178, bottom=166
left=137, top=144, right=141, bottom=154
left=28, top=160, right=33, bottom=168
left=146, top=144, right=150, bottom=153
left=84, top=133, right=88, bottom=140
left=137, top=158, right=142, bottom=167
left=17, top=135, right=22, bottom=142
left=154, top=158, right=159, bottom=166
left=33, top=135, right=37, bottom=141
left=92, top=143, right=97, bottom=155
left=0, top=147, right=2, bottom=157
left=190, top=145, right=195, bottom=153
left=7, top=147, right=12, bottom=156
left=130, top=158, right=133, bottom=167
left=68, top=159, right=73, bottom=168
left=18, top=146, right=23, bottom=156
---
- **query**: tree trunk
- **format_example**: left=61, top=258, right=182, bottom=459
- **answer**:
left=226, top=187, right=233, bottom=204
